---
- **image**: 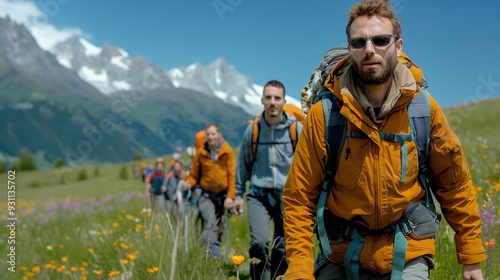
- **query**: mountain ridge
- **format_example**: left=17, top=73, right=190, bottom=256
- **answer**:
left=0, top=16, right=253, bottom=168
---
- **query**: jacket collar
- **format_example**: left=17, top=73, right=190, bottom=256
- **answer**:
left=337, top=61, right=419, bottom=124
left=259, top=111, right=295, bottom=129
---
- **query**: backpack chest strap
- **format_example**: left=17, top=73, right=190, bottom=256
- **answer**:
left=378, top=131, right=414, bottom=183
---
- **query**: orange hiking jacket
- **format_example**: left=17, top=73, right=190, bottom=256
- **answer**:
left=282, top=64, right=486, bottom=279
left=188, top=141, right=236, bottom=199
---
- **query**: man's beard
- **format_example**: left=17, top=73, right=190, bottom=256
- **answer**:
left=352, top=56, right=397, bottom=85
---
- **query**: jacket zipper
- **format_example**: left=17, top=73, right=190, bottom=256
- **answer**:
left=271, top=128, right=277, bottom=188
left=375, top=144, right=381, bottom=228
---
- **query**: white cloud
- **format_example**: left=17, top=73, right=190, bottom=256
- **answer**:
left=0, top=0, right=83, bottom=50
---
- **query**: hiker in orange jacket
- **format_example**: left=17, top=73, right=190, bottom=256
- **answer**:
left=282, top=1, right=485, bottom=280
left=187, top=122, right=236, bottom=258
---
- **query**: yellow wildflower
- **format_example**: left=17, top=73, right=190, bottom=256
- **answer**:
left=147, top=266, right=159, bottom=273
left=44, top=263, right=52, bottom=269
left=232, top=255, right=245, bottom=266
left=113, top=222, right=119, bottom=228
left=488, top=189, right=494, bottom=198
left=94, top=269, right=103, bottom=276
left=88, top=247, right=94, bottom=253
left=126, top=253, right=137, bottom=261
left=61, top=256, right=68, bottom=262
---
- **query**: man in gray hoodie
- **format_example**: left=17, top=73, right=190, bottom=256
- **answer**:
left=232, top=80, right=302, bottom=280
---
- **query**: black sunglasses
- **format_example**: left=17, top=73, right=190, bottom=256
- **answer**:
left=348, top=34, right=399, bottom=49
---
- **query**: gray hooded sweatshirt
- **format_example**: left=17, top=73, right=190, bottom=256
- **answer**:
left=235, top=112, right=302, bottom=200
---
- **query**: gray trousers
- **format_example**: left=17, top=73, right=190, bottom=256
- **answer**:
left=197, top=193, right=226, bottom=258
left=247, top=191, right=288, bottom=280
left=315, top=252, right=434, bottom=280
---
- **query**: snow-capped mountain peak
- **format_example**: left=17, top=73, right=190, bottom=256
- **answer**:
left=79, top=37, right=101, bottom=56
left=166, top=57, right=300, bottom=115
left=50, top=37, right=172, bottom=94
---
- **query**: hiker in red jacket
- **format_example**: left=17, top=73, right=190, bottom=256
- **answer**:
left=145, top=157, right=166, bottom=212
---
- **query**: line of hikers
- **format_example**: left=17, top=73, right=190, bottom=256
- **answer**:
left=143, top=80, right=303, bottom=279
left=142, top=1, right=485, bottom=279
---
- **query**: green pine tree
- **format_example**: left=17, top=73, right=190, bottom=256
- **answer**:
left=17, top=148, right=36, bottom=171
left=119, top=165, right=129, bottom=180
left=133, top=152, right=143, bottom=161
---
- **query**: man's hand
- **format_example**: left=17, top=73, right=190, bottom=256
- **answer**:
left=161, top=186, right=167, bottom=193
left=224, top=197, right=234, bottom=210
left=462, top=263, right=483, bottom=280
left=232, top=199, right=245, bottom=215
left=180, top=181, right=189, bottom=191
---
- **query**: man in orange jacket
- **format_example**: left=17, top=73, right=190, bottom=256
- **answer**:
left=282, top=1, right=485, bottom=279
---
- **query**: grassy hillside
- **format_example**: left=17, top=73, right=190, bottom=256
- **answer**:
left=444, top=97, right=500, bottom=182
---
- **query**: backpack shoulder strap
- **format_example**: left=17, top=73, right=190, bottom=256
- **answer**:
left=408, top=89, right=431, bottom=170
left=251, top=116, right=260, bottom=156
left=289, top=117, right=298, bottom=152
left=316, top=90, right=346, bottom=256
left=408, top=88, right=432, bottom=206
left=322, top=92, right=347, bottom=177
left=165, top=171, right=173, bottom=182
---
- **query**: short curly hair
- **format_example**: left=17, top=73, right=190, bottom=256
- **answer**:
left=345, top=0, right=401, bottom=38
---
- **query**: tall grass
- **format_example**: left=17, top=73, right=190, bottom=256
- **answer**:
left=0, top=191, right=251, bottom=279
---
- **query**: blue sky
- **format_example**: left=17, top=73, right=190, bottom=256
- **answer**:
left=3, top=0, right=500, bottom=108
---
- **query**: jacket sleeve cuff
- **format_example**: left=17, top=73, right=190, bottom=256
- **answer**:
left=283, top=263, right=314, bottom=280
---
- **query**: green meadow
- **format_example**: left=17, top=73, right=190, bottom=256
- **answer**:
left=1, top=98, right=500, bottom=279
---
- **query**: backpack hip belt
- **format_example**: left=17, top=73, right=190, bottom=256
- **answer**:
left=250, top=185, right=282, bottom=208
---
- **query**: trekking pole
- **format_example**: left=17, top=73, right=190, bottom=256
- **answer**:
left=184, top=201, right=189, bottom=252
left=225, top=210, right=231, bottom=256
left=183, top=184, right=192, bottom=253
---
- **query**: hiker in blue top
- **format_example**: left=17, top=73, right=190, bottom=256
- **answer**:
left=162, top=160, right=188, bottom=220
left=232, top=80, right=302, bottom=280
left=145, top=157, right=166, bottom=212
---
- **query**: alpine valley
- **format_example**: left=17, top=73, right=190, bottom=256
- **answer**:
left=0, top=16, right=299, bottom=168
